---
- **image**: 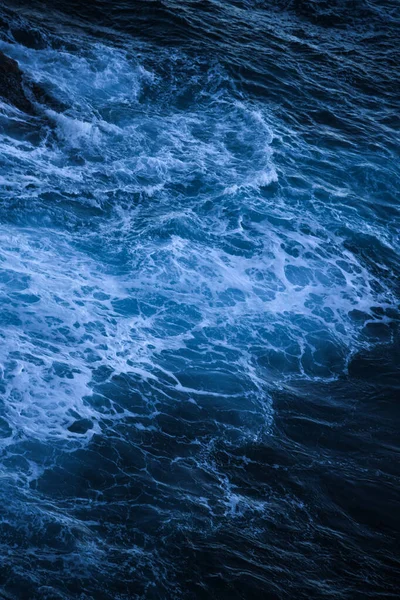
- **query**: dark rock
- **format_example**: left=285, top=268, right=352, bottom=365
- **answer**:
left=0, top=49, right=67, bottom=114
left=0, top=49, right=35, bottom=113
left=11, top=27, right=47, bottom=50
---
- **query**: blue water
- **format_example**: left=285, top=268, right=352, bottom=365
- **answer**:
left=0, top=1, right=399, bottom=598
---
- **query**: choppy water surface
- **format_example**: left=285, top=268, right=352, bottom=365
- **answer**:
left=0, top=1, right=399, bottom=598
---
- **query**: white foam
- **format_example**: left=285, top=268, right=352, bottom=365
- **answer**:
left=0, top=31, right=396, bottom=455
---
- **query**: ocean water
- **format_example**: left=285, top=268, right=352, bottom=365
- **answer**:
left=0, top=1, right=399, bottom=598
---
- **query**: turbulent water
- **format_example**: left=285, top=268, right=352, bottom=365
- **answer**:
left=0, top=0, right=399, bottom=598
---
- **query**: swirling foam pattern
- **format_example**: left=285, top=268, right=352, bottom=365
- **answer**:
left=0, top=1, right=399, bottom=598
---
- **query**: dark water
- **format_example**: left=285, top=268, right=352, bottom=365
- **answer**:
left=0, top=1, right=399, bottom=598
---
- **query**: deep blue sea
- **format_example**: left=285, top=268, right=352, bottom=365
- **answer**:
left=0, top=1, right=399, bottom=598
